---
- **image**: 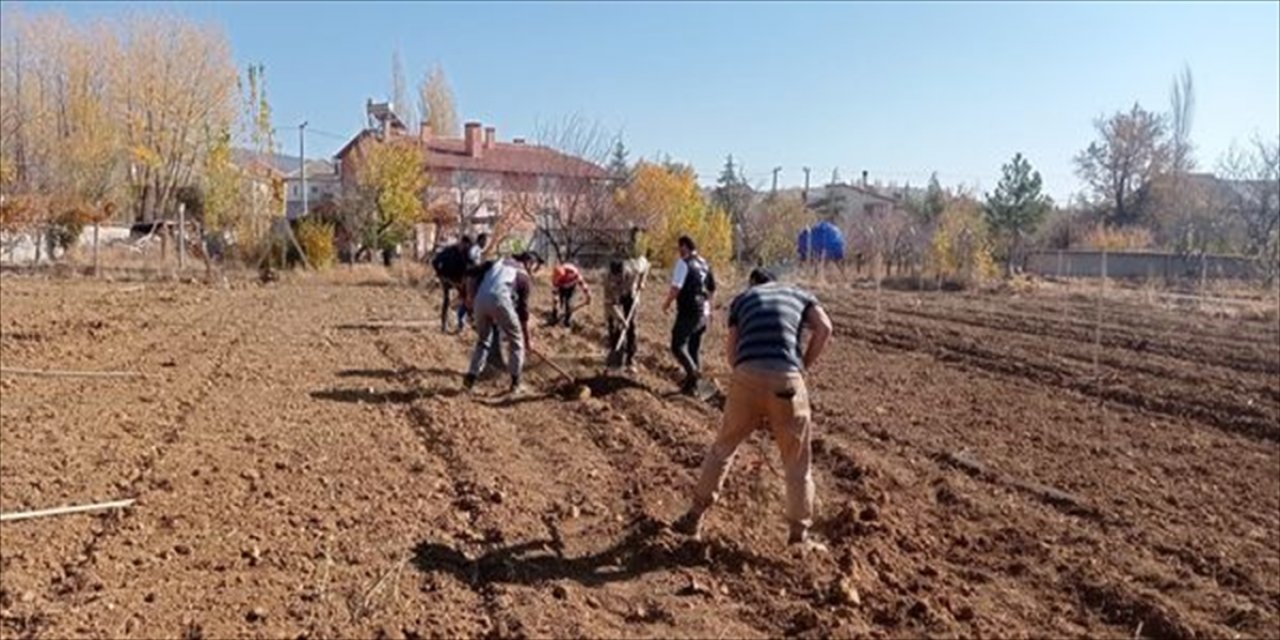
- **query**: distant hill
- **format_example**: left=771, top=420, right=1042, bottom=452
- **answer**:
left=231, top=148, right=303, bottom=174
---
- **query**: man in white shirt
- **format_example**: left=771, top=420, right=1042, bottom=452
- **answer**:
left=662, top=235, right=717, bottom=395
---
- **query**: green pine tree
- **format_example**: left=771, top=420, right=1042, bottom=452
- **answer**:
left=983, top=153, right=1052, bottom=273
left=923, top=172, right=946, bottom=223
left=608, top=137, right=630, bottom=182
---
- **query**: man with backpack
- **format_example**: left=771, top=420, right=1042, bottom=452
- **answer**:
left=672, top=268, right=833, bottom=548
left=662, top=235, right=717, bottom=395
left=432, top=235, right=476, bottom=333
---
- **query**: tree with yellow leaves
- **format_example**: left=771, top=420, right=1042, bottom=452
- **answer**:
left=0, top=8, right=238, bottom=225
left=618, top=161, right=733, bottom=270
left=928, top=190, right=997, bottom=285
left=351, top=138, right=427, bottom=256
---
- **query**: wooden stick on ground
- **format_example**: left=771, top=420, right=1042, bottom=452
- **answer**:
left=0, top=367, right=145, bottom=379
left=1, top=498, right=136, bottom=523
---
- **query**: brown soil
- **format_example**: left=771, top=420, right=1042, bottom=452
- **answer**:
left=1, top=272, right=1277, bottom=639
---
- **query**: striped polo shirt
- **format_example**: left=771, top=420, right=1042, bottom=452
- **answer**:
left=727, top=283, right=819, bottom=372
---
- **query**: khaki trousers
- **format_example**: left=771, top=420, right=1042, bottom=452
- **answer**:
left=691, top=365, right=813, bottom=531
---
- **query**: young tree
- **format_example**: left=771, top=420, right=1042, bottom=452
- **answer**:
left=1074, top=103, right=1171, bottom=226
left=929, top=190, right=996, bottom=285
left=923, top=172, right=946, bottom=223
left=743, top=195, right=812, bottom=266
left=713, top=154, right=754, bottom=262
left=201, top=126, right=243, bottom=235
left=983, top=153, right=1052, bottom=273
left=418, top=63, right=459, bottom=137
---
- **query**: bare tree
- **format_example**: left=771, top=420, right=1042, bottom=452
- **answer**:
left=417, top=64, right=459, bottom=137
left=506, top=115, right=615, bottom=263
left=1219, top=136, right=1280, bottom=279
left=390, top=49, right=416, bottom=129
left=1074, top=103, right=1171, bottom=226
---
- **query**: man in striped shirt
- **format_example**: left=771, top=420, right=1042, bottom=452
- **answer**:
left=673, top=268, right=834, bottom=548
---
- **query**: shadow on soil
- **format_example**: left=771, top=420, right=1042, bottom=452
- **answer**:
left=337, top=367, right=460, bottom=380
left=310, top=385, right=469, bottom=404
left=411, top=517, right=789, bottom=588
left=310, top=387, right=425, bottom=404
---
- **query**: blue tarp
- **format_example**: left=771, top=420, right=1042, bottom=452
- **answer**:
left=797, top=221, right=845, bottom=261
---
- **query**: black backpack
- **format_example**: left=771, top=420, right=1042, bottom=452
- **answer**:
left=432, top=245, right=468, bottom=280
left=678, top=255, right=716, bottom=311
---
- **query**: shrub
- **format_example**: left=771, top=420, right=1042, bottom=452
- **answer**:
left=296, top=218, right=337, bottom=269
left=50, top=205, right=92, bottom=251
left=1084, top=224, right=1153, bottom=251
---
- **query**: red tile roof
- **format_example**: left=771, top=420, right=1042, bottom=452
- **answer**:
left=423, top=138, right=606, bottom=179
left=335, top=129, right=607, bottom=180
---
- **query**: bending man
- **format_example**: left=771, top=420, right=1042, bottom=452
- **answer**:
left=673, top=268, right=833, bottom=547
left=464, top=251, right=543, bottom=395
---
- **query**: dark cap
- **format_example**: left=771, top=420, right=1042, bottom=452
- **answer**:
left=748, top=268, right=776, bottom=286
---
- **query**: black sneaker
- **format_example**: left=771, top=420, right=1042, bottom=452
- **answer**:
left=679, top=376, right=700, bottom=396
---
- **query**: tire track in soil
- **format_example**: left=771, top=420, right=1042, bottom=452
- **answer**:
left=2, top=288, right=273, bottom=639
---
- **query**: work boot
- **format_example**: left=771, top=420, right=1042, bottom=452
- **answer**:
left=672, top=509, right=703, bottom=540
left=679, top=375, right=700, bottom=396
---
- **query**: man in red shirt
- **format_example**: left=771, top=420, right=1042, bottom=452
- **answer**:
left=551, top=263, right=592, bottom=328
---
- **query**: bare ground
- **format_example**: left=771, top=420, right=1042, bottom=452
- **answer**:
left=1, top=271, right=1276, bottom=639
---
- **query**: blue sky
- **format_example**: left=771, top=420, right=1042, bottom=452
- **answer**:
left=10, top=0, right=1280, bottom=200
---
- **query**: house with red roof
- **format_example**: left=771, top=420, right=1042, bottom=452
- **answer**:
left=334, top=101, right=609, bottom=256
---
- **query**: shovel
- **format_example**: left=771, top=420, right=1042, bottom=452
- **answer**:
left=529, top=346, right=593, bottom=399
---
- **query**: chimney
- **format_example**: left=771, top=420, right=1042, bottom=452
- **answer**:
left=419, top=122, right=433, bottom=142
left=483, top=126, right=495, bottom=149
left=861, top=170, right=869, bottom=188
left=464, top=122, right=483, bottom=157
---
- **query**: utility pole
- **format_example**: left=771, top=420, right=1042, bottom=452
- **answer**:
left=299, top=121, right=308, bottom=219
left=771, top=166, right=781, bottom=198
left=802, top=167, right=811, bottom=204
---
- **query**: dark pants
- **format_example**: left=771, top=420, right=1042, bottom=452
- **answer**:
left=671, top=310, right=706, bottom=382
left=440, top=278, right=468, bottom=332
left=555, top=285, right=577, bottom=327
left=608, top=295, right=638, bottom=367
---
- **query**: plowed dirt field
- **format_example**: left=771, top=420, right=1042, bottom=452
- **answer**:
left=1, top=272, right=1277, bottom=639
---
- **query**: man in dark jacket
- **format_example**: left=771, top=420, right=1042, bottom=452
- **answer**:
left=662, top=235, right=717, bottom=395
left=432, top=235, right=475, bottom=333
